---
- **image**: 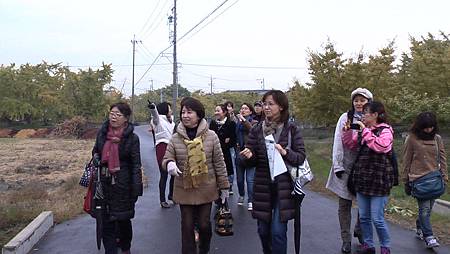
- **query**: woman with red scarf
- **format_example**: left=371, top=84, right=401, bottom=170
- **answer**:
left=92, top=102, right=143, bottom=254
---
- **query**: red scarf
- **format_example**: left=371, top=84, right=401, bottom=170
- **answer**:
left=101, top=124, right=125, bottom=174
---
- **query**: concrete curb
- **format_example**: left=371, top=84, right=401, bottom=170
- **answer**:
left=2, top=211, right=53, bottom=254
left=433, top=199, right=450, bottom=215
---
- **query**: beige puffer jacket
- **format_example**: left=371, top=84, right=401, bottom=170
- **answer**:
left=162, top=119, right=230, bottom=205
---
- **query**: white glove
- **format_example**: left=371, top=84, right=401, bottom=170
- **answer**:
left=220, top=189, right=229, bottom=204
left=167, top=161, right=182, bottom=176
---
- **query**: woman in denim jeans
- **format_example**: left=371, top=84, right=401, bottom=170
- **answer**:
left=342, top=101, right=396, bottom=254
left=235, top=103, right=256, bottom=210
left=240, top=90, right=306, bottom=254
left=402, top=112, right=448, bottom=249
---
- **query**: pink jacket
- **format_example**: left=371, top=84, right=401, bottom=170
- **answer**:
left=342, top=123, right=393, bottom=153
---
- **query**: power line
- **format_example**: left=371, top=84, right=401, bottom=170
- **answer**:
left=137, top=0, right=164, bottom=36
left=176, top=0, right=230, bottom=43
left=141, top=0, right=171, bottom=40
left=179, top=0, right=240, bottom=45
left=180, top=62, right=307, bottom=70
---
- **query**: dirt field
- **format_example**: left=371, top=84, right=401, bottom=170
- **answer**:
left=0, top=138, right=94, bottom=191
left=0, top=138, right=94, bottom=246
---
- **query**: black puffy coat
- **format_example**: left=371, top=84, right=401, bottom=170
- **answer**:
left=245, top=122, right=306, bottom=223
left=209, top=118, right=236, bottom=176
left=92, top=121, right=143, bottom=220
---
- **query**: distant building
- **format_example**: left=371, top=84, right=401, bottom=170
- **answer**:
left=224, top=89, right=272, bottom=95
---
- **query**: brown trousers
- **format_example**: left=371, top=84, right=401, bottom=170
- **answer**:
left=338, top=197, right=361, bottom=242
left=180, top=203, right=212, bottom=254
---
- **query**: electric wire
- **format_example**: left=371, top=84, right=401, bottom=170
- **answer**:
left=179, top=0, right=240, bottom=45
left=176, top=0, right=230, bottom=43
left=137, top=0, right=164, bottom=36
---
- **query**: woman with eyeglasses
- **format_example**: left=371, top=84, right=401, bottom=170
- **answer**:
left=240, top=90, right=306, bottom=254
left=92, top=102, right=143, bottom=254
left=342, top=101, right=395, bottom=254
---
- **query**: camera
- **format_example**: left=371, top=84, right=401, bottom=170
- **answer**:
left=350, top=123, right=361, bottom=130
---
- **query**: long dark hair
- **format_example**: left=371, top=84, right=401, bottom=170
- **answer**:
left=363, top=101, right=387, bottom=124
left=262, top=90, right=289, bottom=123
left=411, top=112, right=438, bottom=140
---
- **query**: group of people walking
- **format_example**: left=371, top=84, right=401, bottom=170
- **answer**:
left=88, top=87, right=448, bottom=254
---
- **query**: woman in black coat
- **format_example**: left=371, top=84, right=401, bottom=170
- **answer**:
left=240, top=90, right=305, bottom=254
left=92, top=102, right=143, bottom=254
left=209, top=104, right=237, bottom=191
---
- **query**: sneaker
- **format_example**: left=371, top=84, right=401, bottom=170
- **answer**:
left=247, top=202, right=253, bottom=211
left=356, top=243, right=375, bottom=254
left=160, top=201, right=171, bottom=208
left=354, top=230, right=364, bottom=244
left=415, top=228, right=423, bottom=240
left=341, top=241, right=351, bottom=253
left=425, top=236, right=440, bottom=248
left=194, top=229, right=200, bottom=243
left=237, top=196, right=244, bottom=206
left=380, top=246, right=390, bottom=254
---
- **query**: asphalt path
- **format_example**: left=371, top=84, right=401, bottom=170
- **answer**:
left=32, top=125, right=449, bottom=254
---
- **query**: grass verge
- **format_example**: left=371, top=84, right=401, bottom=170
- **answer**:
left=304, top=137, right=450, bottom=245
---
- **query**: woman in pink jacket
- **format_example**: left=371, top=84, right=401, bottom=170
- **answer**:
left=342, top=101, right=396, bottom=254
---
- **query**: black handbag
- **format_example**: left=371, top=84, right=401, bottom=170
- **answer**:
left=410, top=137, right=446, bottom=200
left=214, top=200, right=233, bottom=236
left=79, top=159, right=95, bottom=187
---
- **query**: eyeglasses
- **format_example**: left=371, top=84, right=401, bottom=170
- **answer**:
left=109, top=111, right=124, bottom=118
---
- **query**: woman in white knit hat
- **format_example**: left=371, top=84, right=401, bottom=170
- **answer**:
left=326, top=88, right=373, bottom=253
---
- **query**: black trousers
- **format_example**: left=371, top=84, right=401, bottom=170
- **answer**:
left=180, top=203, right=212, bottom=254
left=102, top=217, right=132, bottom=254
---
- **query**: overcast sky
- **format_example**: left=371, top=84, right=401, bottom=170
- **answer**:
left=1, top=0, right=449, bottom=96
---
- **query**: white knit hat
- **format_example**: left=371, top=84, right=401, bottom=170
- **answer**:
left=351, top=88, right=373, bottom=101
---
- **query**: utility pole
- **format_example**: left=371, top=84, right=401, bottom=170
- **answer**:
left=130, top=35, right=141, bottom=122
left=160, top=89, right=163, bottom=103
left=131, top=35, right=136, bottom=122
left=150, top=79, right=154, bottom=91
left=210, top=75, right=213, bottom=94
left=257, top=78, right=265, bottom=90
left=171, top=0, right=178, bottom=122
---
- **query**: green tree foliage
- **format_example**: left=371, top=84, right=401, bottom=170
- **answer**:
left=291, top=32, right=450, bottom=126
left=0, top=62, right=114, bottom=125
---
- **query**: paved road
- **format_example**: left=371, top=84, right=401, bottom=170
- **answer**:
left=32, top=125, right=449, bottom=254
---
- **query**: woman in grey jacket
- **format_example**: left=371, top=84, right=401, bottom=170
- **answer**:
left=325, top=88, right=372, bottom=253
left=148, top=101, right=176, bottom=208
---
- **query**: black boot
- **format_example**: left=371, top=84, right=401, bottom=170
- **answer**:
left=341, top=242, right=351, bottom=253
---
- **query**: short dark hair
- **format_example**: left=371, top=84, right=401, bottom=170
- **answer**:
left=180, top=97, right=205, bottom=120
left=216, top=104, right=229, bottom=118
left=156, top=102, right=171, bottom=116
left=262, top=90, right=289, bottom=123
left=411, top=112, right=438, bottom=140
left=363, top=101, right=387, bottom=123
left=110, top=102, right=132, bottom=119
left=224, top=101, right=234, bottom=108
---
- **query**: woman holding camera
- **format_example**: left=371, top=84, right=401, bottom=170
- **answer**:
left=402, top=112, right=448, bottom=248
left=342, top=101, right=395, bottom=254
left=326, top=88, right=372, bottom=253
